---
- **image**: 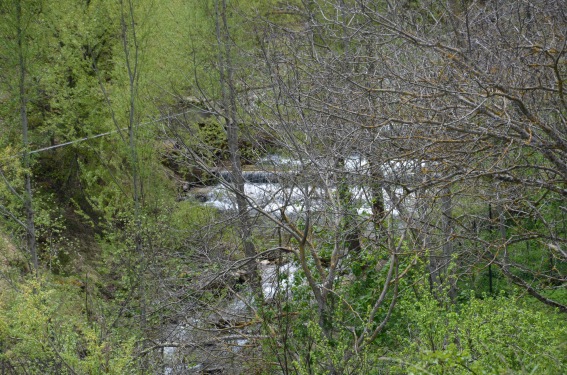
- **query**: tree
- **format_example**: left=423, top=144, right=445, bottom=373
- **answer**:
left=235, top=0, right=566, bottom=371
left=352, top=0, right=567, bottom=310
left=215, top=0, right=259, bottom=292
left=0, top=0, right=131, bottom=272
left=257, top=0, right=567, bottom=312
left=0, top=0, right=44, bottom=272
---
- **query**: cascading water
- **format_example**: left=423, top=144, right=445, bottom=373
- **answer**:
left=202, top=154, right=406, bottom=218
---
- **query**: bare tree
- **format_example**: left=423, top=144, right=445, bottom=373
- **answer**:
left=293, top=0, right=567, bottom=311
left=252, top=1, right=567, bottom=369
left=151, top=0, right=566, bottom=373
left=214, top=0, right=260, bottom=293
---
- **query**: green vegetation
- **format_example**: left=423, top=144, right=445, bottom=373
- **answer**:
left=0, top=0, right=565, bottom=374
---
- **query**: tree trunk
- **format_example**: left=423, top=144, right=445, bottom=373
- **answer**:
left=16, top=0, right=38, bottom=272
left=441, top=186, right=456, bottom=301
left=337, top=158, right=361, bottom=254
left=215, top=0, right=259, bottom=294
left=119, top=1, right=147, bottom=370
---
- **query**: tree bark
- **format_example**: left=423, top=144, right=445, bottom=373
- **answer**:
left=441, top=185, right=456, bottom=301
left=215, top=0, right=259, bottom=294
left=16, top=0, right=38, bottom=273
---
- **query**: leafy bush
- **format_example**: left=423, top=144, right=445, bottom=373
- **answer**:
left=389, top=291, right=567, bottom=374
left=0, top=277, right=138, bottom=374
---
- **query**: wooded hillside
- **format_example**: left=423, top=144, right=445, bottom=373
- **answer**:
left=0, top=1, right=565, bottom=374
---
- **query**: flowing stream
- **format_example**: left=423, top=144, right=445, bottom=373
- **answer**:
left=161, top=261, right=298, bottom=375
left=162, top=155, right=417, bottom=373
left=200, top=155, right=408, bottom=217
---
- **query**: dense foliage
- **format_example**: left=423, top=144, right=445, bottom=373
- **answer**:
left=0, top=0, right=565, bottom=374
